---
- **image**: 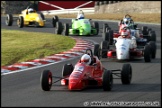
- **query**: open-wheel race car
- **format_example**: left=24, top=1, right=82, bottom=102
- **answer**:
left=5, top=6, right=46, bottom=28
left=40, top=48, right=132, bottom=91
left=52, top=16, right=99, bottom=36
left=102, top=14, right=156, bottom=45
left=99, top=26, right=156, bottom=62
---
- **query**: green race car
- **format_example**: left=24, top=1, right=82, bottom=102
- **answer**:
left=53, top=17, right=99, bottom=36
left=69, top=19, right=99, bottom=36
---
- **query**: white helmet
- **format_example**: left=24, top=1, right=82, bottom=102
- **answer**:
left=81, top=54, right=91, bottom=65
left=28, top=8, right=34, bottom=13
left=77, top=10, right=84, bottom=19
left=123, top=18, right=130, bottom=25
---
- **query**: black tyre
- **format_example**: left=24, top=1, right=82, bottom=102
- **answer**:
left=149, top=31, right=156, bottom=42
left=102, top=32, right=109, bottom=41
left=102, top=70, right=113, bottom=91
left=144, top=44, right=151, bottom=62
left=103, top=23, right=109, bottom=33
left=148, top=41, right=156, bottom=59
left=105, top=26, right=111, bottom=32
left=62, top=23, right=69, bottom=36
left=52, top=15, right=59, bottom=27
left=6, top=14, right=13, bottom=26
left=40, top=13, right=45, bottom=20
left=94, top=44, right=100, bottom=59
left=17, top=16, right=24, bottom=28
left=108, top=30, right=114, bottom=45
left=100, top=41, right=109, bottom=58
left=121, top=64, right=132, bottom=84
left=62, top=64, right=74, bottom=77
left=141, top=26, right=148, bottom=35
left=85, top=48, right=93, bottom=57
left=55, top=22, right=63, bottom=34
left=40, top=70, right=52, bottom=91
left=92, top=22, right=99, bottom=35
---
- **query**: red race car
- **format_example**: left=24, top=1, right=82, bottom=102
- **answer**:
left=40, top=48, right=132, bottom=91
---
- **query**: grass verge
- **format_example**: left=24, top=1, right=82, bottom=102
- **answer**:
left=1, top=29, right=75, bottom=66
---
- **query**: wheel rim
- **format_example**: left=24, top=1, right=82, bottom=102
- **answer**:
left=48, top=76, right=52, bottom=87
left=17, top=19, right=20, bottom=26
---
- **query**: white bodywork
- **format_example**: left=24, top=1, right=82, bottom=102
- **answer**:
left=115, top=37, right=137, bottom=60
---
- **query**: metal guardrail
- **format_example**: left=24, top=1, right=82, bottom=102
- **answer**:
left=39, top=7, right=95, bottom=15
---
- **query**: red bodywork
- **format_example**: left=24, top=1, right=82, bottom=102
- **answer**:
left=61, top=56, right=104, bottom=90
left=107, top=48, right=143, bottom=59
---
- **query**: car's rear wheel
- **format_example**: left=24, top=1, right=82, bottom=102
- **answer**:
left=40, top=70, right=53, bottom=91
left=17, top=16, right=24, bottom=28
left=121, top=64, right=132, bottom=84
left=100, top=41, right=109, bottom=58
left=40, top=13, right=45, bottom=20
left=94, top=44, right=100, bottom=59
left=103, top=23, right=109, bottom=33
left=55, top=22, right=63, bottom=34
left=149, top=31, right=156, bottom=42
left=102, top=70, right=113, bottom=91
left=148, top=41, right=156, bottom=59
left=107, top=30, right=114, bottom=45
left=92, top=22, right=99, bottom=35
left=6, top=14, right=13, bottom=26
left=52, top=15, right=59, bottom=27
left=62, top=64, right=73, bottom=77
left=141, top=26, right=148, bottom=35
left=62, top=23, right=69, bottom=36
left=144, top=44, right=151, bottom=62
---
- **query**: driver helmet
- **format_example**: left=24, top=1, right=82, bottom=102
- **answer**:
left=121, top=30, right=129, bottom=38
left=81, top=54, right=91, bottom=65
left=77, top=10, right=84, bottom=19
left=28, top=8, right=34, bottom=13
left=123, top=18, right=130, bottom=26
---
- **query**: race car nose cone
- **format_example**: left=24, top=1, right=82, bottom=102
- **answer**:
left=68, top=79, right=83, bottom=90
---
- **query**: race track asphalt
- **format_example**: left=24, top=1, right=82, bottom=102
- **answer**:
left=1, top=17, right=161, bottom=107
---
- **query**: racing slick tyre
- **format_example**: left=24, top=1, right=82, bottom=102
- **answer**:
left=141, top=26, right=148, bottom=35
left=6, top=14, right=13, bottom=26
left=121, top=64, right=132, bottom=84
left=102, top=32, right=109, bottom=42
left=55, top=22, right=63, bottom=34
left=100, top=41, right=109, bottom=58
left=52, top=15, right=59, bottom=27
left=62, top=23, right=69, bottom=36
left=107, top=30, right=114, bottom=45
left=62, top=64, right=74, bottom=77
left=94, top=44, right=100, bottom=59
left=144, top=44, right=151, bottom=62
left=102, top=30, right=113, bottom=45
left=102, top=23, right=109, bottom=33
left=40, top=13, right=45, bottom=20
left=92, top=22, right=99, bottom=35
left=148, top=41, right=156, bottom=59
left=17, top=16, right=24, bottom=28
left=85, top=48, right=93, bottom=57
left=40, top=70, right=53, bottom=91
left=102, top=70, right=113, bottom=91
left=149, top=31, right=156, bottom=42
